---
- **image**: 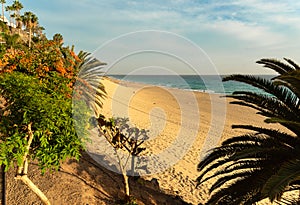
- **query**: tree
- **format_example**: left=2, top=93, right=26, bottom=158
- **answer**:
left=197, top=58, right=300, bottom=204
left=5, top=5, right=12, bottom=26
left=53, top=33, right=63, bottom=45
left=95, top=115, right=147, bottom=202
left=74, top=51, right=107, bottom=116
left=33, top=24, right=45, bottom=39
left=21, top=11, right=38, bottom=48
left=0, top=36, right=107, bottom=204
left=15, top=14, right=22, bottom=32
left=0, top=72, right=88, bottom=205
left=0, top=0, right=6, bottom=22
left=11, top=0, right=22, bottom=20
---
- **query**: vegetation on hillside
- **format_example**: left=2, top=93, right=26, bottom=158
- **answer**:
left=0, top=1, right=106, bottom=204
left=197, top=58, right=300, bottom=204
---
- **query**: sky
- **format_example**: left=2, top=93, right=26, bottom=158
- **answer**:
left=5, top=0, right=300, bottom=74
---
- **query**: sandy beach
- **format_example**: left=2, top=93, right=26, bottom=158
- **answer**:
left=86, top=76, right=283, bottom=204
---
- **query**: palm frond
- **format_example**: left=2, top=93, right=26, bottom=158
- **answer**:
left=74, top=55, right=107, bottom=117
left=256, top=58, right=295, bottom=74
left=231, top=125, right=298, bottom=146
left=197, top=142, right=265, bottom=172
left=207, top=172, right=265, bottom=204
left=198, top=58, right=300, bottom=204
left=283, top=58, right=300, bottom=70
left=209, top=171, right=252, bottom=193
left=262, top=159, right=300, bottom=202
left=223, top=75, right=299, bottom=114
left=199, top=159, right=262, bottom=185
left=274, top=75, right=300, bottom=102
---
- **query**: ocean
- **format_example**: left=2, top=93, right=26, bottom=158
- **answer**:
left=110, top=75, right=275, bottom=94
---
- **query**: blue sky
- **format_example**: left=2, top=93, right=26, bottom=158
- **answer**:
left=5, top=0, right=300, bottom=74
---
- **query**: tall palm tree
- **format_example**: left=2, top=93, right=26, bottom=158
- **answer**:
left=11, top=0, right=22, bottom=17
left=197, top=58, right=300, bottom=204
left=21, top=11, right=38, bottom=48
left=5, top=5, right=12, bottom=26
left=10, top=12, right=16, bottom=27
left=11, top=0, right=22, bottom=29
left=0, top=0, right=6, bottom=22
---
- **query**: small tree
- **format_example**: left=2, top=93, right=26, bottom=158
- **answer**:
left=96, top=115, right=147, bottom=202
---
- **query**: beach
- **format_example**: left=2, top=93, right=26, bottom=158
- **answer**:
left=87, top=76, right=283, bottom=204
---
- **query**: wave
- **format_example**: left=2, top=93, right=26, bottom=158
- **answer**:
left=109, top=75, right=274, bottom=94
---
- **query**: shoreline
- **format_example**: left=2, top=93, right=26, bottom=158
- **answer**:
left=105, top=75, right=225, bottom=95
left=89, top=76, right=281, bottom=204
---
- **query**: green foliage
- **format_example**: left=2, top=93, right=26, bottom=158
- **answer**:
left=197, top=58, right=300, bottom=204
left=53, top=33, right=63, bottom=45
left=2, top=33, right=21, bottom=49
left=0, top=20, right=8, bottom=32
left=0, top=72, right=84, bottom=173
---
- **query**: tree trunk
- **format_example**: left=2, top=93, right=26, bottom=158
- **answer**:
left=28, top=28, right=32, bottom=48
left=130, top=156, right=135, bottom=176
left=15, top=175, right=51, bottom=205
left=116, top=151, right=130, bottom=199
left=15, top=123, right=51, bottom=205
left=2, top=4, right=4, bottom=22
left=123, top=173, right=130, bottom=197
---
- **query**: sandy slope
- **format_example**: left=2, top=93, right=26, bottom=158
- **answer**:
left=90, top=77, right=283, bottom=204
left=3, top=152, right=191, bottom=205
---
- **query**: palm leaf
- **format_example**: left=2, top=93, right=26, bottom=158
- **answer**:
left=231, top=125, right=298, bottom=146
left=198, top=58, right=300, bottom=204
left=262, top=159, right=300, bottom=202
left=256, top=58, right=295, bottom=74
left=207, top=171, right=265, bottom=204
left=223, top=76, right=299, bottom=113
left=283, top=58, right=300, bottom=70
left=74, top=55, right=107, bottom=117
left=274, top=75, right=300, bottom=102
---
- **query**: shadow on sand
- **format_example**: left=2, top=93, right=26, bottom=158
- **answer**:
left=65, top=151, right=193, bottom=205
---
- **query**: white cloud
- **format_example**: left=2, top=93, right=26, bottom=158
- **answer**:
left=206, top=20, right=284, bottom=46
left=18, top=0, right=300, bottom=74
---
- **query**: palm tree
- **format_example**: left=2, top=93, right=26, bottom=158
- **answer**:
left=197, top=58, right=300, bottom=204
left=10, top=12, right=16, bottom=27
left=11, top=0, right=22, bottom=29
left=33, top=24, right=44, bottom=39
left=0, top=0, right=6, bottom=22
left=21, top=11, right=38, bottom=48
left=74, top=51, right=107, bottom=117
left=11, top=0, right=22, bottom=17
left=5, top=5, right=12, bottom=26
left=15, top=15, right=22, bottom=33
left=53, top=33, right=63, bottom=45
